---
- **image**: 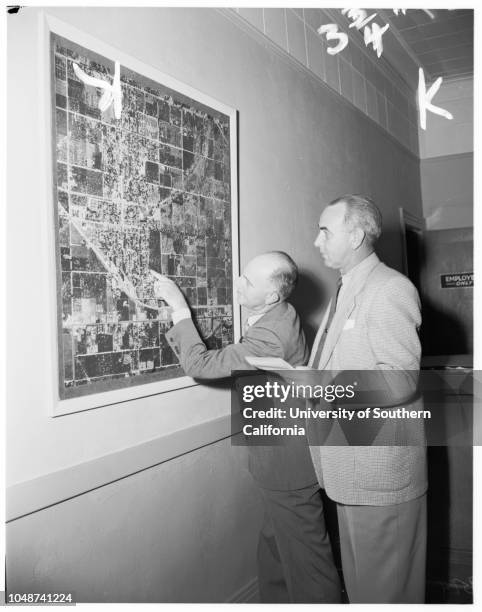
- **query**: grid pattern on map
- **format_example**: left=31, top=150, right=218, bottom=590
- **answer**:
left=52, top=34, right=234, bottom=398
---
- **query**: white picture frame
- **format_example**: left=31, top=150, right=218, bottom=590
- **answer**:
left=39, top=13, right=240, bottom=416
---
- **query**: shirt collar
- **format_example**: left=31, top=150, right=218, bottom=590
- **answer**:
left=246, top=312, right=265, bottom=328
left=245, top=302, right=283, bottom=329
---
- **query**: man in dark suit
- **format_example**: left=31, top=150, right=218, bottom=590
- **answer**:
left=152, top=251, right=341, bottom=603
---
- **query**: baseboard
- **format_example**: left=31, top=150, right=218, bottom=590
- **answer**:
left=228, top=577, right=259, bottom=603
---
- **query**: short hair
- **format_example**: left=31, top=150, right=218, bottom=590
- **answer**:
left=329, top=194, right=382, bottom=246
left=266, top=251, right=298, bottom=301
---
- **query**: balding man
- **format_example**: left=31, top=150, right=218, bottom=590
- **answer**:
left=152, top=252, right=341, bottom=603
left=309, top=195, right=427, bottom=603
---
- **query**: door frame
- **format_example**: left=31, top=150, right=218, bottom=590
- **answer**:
left=399, top=208, right=426, bottom=277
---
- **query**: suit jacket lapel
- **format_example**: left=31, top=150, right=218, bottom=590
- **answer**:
left=319, top=256, right=381, bottom=369
left=318, top=294, right=356, bottom=369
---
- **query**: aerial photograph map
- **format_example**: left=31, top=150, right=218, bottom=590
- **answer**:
left=52, top=34, right=234, bottom=399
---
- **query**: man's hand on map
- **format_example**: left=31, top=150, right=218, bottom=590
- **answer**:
left=150, top=270, right=189, bottom=311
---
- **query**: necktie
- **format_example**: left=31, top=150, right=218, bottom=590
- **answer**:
left=312, top=276, right=342, bottom=368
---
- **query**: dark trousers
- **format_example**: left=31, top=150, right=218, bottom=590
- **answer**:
left=337, top=493, right=427, bottom=603
left=257, top=483, right=341, bottom=603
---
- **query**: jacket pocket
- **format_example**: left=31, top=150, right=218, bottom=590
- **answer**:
left=354, top=447, right=411, bottom=492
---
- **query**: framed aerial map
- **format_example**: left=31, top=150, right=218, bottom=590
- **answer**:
left=44, top=17, right=239, bottom=414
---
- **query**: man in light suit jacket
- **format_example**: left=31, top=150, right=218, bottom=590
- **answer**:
left=151, top=251, right=341, bottom=603
left=309, top=195, right=427, bottom=603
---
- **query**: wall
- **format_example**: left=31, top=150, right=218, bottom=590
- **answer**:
left=6, top=7, right=423, bottom=602
left=235, top=7, right=420, bottom=156
left=418, top=78, right=473, bottom=159
left=7, top=437, right=260, bottom=603
left=419, top=77, right=473, bottom=230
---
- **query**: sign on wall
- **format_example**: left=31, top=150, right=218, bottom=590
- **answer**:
left=48, top=23, right=239, bottom=411
left=440, top=273, right=474, bottom=288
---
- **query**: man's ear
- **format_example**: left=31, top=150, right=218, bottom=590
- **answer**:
left=350, top=227, right=365, bottom=250
left=265, top=291, right=280, bottom=306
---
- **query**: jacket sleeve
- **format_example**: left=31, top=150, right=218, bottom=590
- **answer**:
left=166, top=317, right=285, bottom=380
left=366, top=275, right=422, bottom=371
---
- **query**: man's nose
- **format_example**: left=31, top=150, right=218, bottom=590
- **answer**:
left=314, top=232, right=323, bottom=248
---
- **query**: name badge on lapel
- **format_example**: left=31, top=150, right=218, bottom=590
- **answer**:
left=343, top=319, right=355, bottom=331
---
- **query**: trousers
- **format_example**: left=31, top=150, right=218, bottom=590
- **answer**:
left=337, top=493, right=427, bottom=603
left=257, top=483, right=341, bottom=603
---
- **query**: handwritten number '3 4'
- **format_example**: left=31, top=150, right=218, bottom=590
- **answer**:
left=316, top=10, right=455, bottom=129
left=318, top=10, right=389, bottom=57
